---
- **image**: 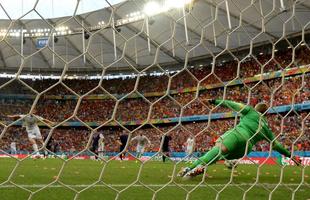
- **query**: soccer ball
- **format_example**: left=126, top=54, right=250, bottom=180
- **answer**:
left=224, top=159, right=238, bottom=169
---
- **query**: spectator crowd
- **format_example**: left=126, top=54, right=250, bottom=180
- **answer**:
left=0, top=46, right=309, bottom=154
left=0, top=112, right=309, bottom=154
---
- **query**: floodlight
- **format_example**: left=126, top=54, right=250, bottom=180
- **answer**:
left=144, top=1, right=161, bottom=16
left=164, top=0, right=175, bottom=9
left=165, top=0, right=192, bottom=9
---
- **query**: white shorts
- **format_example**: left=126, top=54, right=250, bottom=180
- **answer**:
left=11, top=148, right=17, bottom=154
left=27, top=127, right=42, bottom=140
left=98, top=144, right=105, bottom=152
left=136, top=145, right=145, bottom=154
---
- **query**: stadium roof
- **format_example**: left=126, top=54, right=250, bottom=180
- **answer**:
left=0, top=0, right=309, bottom=76
left=0, top=0, right=125, bottom=19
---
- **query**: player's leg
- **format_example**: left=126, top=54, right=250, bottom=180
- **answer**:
left=94, top=146, right=99, bottom=160
left=140, top=146, right=145, bottom=158
left=36, top=130, right=45, bottom=158
left=162, top=151, right=169, bottom=162
left=98, top=151, right=103, bottom=159
left=136, top=145, right=141, bottom=159
left=98, top=145, right=104, bottom=159
left=186, top=147, right=194, bottom=163
left=119, top=145, right=125, bottom=160
left=137, top=145, right=145, bottom=159
left=28, top=136, right=39, bottom=155
left=162, top=146, right=169, bottom=162
left=178, top=144, right=226, bottom=177
left=27, top=130, right=39, bottom=155
left=185, top=149, right=190, bottom=162
left=178, top=130, right=239, bottom=177
left=90, top=145, right=97, bottom=160
left=189, top=134, right=231, bottom=169
left=41, top=140, right=48, bottom=159
left=11, top=148, right=16, bottom=155
left=37, top=138, right=46, bottom=158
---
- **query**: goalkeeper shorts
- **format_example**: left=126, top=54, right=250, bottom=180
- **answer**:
left=216, top=129, right=253, bottom=160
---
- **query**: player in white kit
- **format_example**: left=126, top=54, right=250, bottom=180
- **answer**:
left=98, top=133, right=105, bottom=159
left=185, top=136, right=195, bottom=162
left=131, top=133, right=151, bottom=159
left=8, top=114, right=53, bottom=157
left=10, top=141, right=17, bottom=155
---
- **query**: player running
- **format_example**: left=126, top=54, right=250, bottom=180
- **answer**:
left=161, top=135, right=172, bottom=163
left=131, top=133, right=151, bottom=159
left=90, top=131, right=105, bottom=160
left=178, top=99, right=301, bottom=178
left=10, top=141, right=17, bottom=155
left=8, top=113, right=54, bottom=157
left=117, top=132, right=128, bottom=161
left=98, top=133, right=105, bottom=159
left=185, top=136, right=195, bottom=161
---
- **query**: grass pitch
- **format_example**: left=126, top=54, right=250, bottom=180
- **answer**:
left=0, top=158, right=309, bottom=200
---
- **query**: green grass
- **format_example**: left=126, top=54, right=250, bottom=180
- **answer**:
left=0, top=158, right=309, bottom=200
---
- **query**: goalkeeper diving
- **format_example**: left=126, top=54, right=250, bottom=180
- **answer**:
left=178, top=99, right=301, bottom=178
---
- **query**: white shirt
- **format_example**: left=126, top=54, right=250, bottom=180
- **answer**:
left=186, top=138, right=195, bottom=148
left=131, top=135, right=150, bottom=146
left=10, top=142, right=16, bottom=150
left=98, top=133, right=104, bottom=145
left=20, top=115, right=43, bottom=132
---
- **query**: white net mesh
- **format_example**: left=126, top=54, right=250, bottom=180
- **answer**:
left=0, top=0, right=309, bottom=199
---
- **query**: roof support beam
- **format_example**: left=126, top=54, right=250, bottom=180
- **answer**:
left=18, top=21, right=53, bottom=69
left=76, top=16, right=138, bottom=66
left=47, top=19, right=99, bottom=69
left=163, top=13, right=225, bottom=50
left=64, top=35, right=99, bottom=69
left=105, top=8, right=184, bottom=63
left=125, top=24, right=184, bottom=63
left=203, top=0, right=278, bottom=39
left=299, top=2, right=310, bottom=10
left=0, top=46, right=8, bottom=68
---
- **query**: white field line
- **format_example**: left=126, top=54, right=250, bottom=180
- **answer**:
left=0, top=183, right=306, bottom=188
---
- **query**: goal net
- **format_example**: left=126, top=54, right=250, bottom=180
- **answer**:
left=0, top=0, right=309, bottom=199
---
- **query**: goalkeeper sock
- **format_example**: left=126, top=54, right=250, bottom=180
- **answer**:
left=273, top=141, right=291, bottom=157
left=189, top=146, right=221, bottom=169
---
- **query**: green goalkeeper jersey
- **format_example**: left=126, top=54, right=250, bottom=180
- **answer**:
left=214, top=99, right=291, bottom=157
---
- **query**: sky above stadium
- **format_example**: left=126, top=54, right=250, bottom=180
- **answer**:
left=0, top=0, right=125, bottom=19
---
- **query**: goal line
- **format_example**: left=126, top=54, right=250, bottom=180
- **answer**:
left=0, top=183, right=305, bottom=188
